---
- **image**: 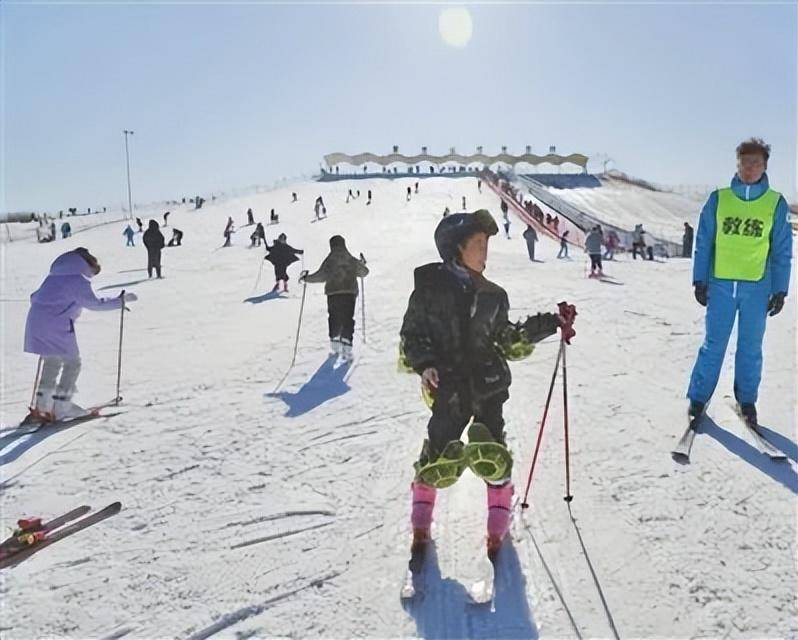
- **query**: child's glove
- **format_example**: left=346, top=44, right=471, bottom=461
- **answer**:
left=522, top=312, right=560, bottom=343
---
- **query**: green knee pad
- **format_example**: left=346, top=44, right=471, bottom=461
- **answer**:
left=464, top=422, right=513, bottom=482
left=414, top=439, right=467, bottom=489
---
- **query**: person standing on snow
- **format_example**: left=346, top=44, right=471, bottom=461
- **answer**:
left=367, top=190, right=373, bottom=206
left=143, top=220, right=165, bottom=278
left=522, top=224, right=538, bottom=261
left=123, top=225, right=135, bottom=247
left=23, top=248, right=137, bottom=422
left=167, top=228, right=183, bottom=247
left=500, top=201, right=511, bottom=239
left=584, top=226, right=604, bottom=276
left=399, top=210, right=562, bottom=556
left=557, top=229, right=570, bottom=259
left=687, top=138, right=792, bottom=427
left=682, top=222, right=694, bottom=258
left=604, top=230, right=619, bottom=260
left=136, top=217, right=144, bottom=233
left=223, top=217, right=235, bottom=247
left=246, top=208, right=255, bottom=226
left=264, top=233, right=304, bottom=293
left=300, top=235, right=368, bottom=360
left=407, top=186, right=412, bottom=202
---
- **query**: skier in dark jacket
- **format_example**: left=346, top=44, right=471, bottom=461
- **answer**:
left=142, top=220, right=165, bottom=278
left=682, top=222, right=694, bottom=258
left=400, top=209, right=562, bottom=555
left=264, top=233, right=303, bottom=293
left=300, top=235, right=369, bottom=360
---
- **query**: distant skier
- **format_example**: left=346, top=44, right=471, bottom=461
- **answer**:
left=347, top=188, right=354, bottom=203
left=500, top=201, right=511, bottom=238
left=167, top=228, right=183, bottom=247
left=264, top=233, right=304, bottom=293
left=442, top=207, right=450, bottom=218
left=522, top=224, right=538, bottom=261
left=687, top=137, right=792, bottom=428
left=247, top=208, right=255, bottom=226
left=632, top=224, right=648, bottom=260
left=557, top=229, right=570, bottom=259
left=270, top=208, right=279, bottom=224
left=462, top=196, right=467, bottom=210
left=399, top=210, right=562, bottom=556
left=136, top=217, right=143, bottom=233
left=251, top=222, right=266, bottom=247
left=366, top=190, right=372, bottom=206
left=415, top=182, right=419, bottom=194
left=60, top=222, right=72, bottom=239
left=604, top=230, right=619, bottom=260
left=23, top=248, right=137, bottom=422
left=123, top=225, right=135, bottom=247
left=163, top=211, right=170, bottom=227
left=143, top=220, right=165, bottom=278
left=477, top=179, right=482, bottom=193
left=682, top=222, right=694, bottom=258
left=585, top=226, right=603, bottom=277
left=292, top=192, right=298, bottom=203
left=314, top=197, right=327, bottom=220
left=407, top=186, right=412, bottom=202
left=223, top=217, right=235, bottom=247
left=300, top=235, right=368, bottom=360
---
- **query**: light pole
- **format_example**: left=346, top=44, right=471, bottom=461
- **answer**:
left=123, top=130, right=134, bottom=218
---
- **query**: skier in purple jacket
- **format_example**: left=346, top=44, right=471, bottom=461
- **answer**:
left=23, top=248, right=138, bottom=422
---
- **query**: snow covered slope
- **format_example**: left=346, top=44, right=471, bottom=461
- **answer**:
left=543, top=175, right=709, bottom=244
left=1, top=177, right=795, bottom=638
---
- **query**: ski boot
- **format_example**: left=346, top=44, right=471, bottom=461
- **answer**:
left=410, top=482, right=437, bottom=551
left=738, top=402, right=758, bottom=428
left=22, top=388, right=55, bottom=425
left=340, top=339, right=353, bottom=362
left=52, top=396, right=91, bottom=421
left=688, top=400, right=705, bottom=420
left=486, top=481, right=514, bottom=561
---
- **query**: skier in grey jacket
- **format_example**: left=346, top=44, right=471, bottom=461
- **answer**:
left=584, top=226, right=604, bottom=276
left=300, top=235, right=369, bottom=359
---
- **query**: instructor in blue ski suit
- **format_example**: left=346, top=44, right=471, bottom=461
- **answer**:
left=687, top=138, right=792, bottom=424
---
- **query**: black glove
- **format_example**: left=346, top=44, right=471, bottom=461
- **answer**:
left=522, top=312, right=560, bottom=343
left=694, top=282, right=707, bottom=307
left=767, top=292, right=786, bottom=317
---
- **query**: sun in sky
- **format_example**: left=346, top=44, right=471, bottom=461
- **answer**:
left=438, top=7, right=473, bottom=48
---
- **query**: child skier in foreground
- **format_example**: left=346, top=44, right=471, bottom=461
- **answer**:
left=24, top=247, right=138, bottom=422
left=400, top=210, right=561, bottom=557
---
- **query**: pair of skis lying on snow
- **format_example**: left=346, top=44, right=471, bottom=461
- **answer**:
left=671, top=405, right=787, bottom=463
left=0, top=502, right=122, bottom=569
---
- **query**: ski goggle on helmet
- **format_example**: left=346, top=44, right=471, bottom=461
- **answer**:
left=74, top=247, right=101, bottom=275
left=434, top=209, right=498, bottom=262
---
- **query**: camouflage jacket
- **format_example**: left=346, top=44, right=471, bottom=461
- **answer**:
left=304, top=248, right=369, bottom=296
left=400, top=262, right=527, bottom=402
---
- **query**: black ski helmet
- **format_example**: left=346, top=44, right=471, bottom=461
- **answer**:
left=434, top=210, right=498, bottom=262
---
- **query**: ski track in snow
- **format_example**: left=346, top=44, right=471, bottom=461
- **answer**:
left=1, top=177, right=796, bottom=638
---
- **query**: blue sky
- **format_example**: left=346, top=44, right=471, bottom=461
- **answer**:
left=3, top=1, right=796, bottom=213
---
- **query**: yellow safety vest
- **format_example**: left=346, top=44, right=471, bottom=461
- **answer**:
left=714, top=187, right=780, bottom=281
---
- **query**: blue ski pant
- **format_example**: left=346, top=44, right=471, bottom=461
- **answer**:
left=687, top=278, right=770, bottom=405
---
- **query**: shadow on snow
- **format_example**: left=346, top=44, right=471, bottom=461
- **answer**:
left=265, top=355, right=352, bottom=417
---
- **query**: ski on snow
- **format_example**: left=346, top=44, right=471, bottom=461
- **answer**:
left=731, top=405, right=786, bottom=460
left=671, top=416, right=703, bottom=463
left=0, top=502, right=122, bottom=569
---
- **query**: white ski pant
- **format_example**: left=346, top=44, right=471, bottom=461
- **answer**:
left=37, top=356, right=82, bottom=399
